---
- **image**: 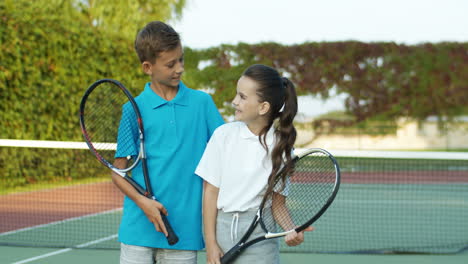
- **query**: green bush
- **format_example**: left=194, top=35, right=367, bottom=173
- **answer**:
left=0, top=147, right=107, bottom=189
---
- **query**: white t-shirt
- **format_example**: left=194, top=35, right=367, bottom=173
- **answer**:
left=195, top=122, right=277, bottom=212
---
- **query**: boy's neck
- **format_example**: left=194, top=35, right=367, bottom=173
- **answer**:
left=150, top=82, right=179, bottom=101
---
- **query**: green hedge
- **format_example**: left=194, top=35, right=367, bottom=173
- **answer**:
left=0, top=0, right=145, bottom=141
left=0, top=147, right=106, bottom=189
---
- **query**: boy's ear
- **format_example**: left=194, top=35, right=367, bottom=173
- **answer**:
left=142, top=61, right=152, bottom=75
left=258, top=101, right=270, bottom=116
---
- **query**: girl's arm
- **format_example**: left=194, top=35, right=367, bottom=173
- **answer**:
left=203, top=181, right=223, bottom=264
left=271, top=192, right=313, bottom=246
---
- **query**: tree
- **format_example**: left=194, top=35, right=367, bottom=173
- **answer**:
left=77, top=0, right=186, bottom=40
left=183, top=42, right=468, bottom=127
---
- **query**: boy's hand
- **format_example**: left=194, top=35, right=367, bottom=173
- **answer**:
left=206, top=242, right=224, bottom=264
left=285, top=226, right=314, bottom=246
left=137, top=196, right=169, bottom=237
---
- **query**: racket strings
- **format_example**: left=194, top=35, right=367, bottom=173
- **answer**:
left=83, top=82, right=140, bottom=168
left=262, top=151, right=337, bottom=233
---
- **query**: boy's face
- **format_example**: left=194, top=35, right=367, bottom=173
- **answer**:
left=143, top=44, right=184, bottom=89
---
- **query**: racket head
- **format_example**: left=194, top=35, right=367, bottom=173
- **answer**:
left=259, top=148, right=341, bottom=234
left=79, top=79, right=143, bottom=172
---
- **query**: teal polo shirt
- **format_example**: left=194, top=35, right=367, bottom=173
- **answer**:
left=116, top=81, right=224, bottom=250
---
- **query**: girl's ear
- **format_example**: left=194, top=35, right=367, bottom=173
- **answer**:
left=258, top=101, right=271, bottom=116
left=142, top=61, right=152, bottom=75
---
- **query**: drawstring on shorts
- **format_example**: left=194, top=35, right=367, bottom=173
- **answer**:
left=230, top=212, right=239, bottom=243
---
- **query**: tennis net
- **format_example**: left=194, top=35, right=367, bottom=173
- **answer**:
left=0, top=139, right=467, bottom=253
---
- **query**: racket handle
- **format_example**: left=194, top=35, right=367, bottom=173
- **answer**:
left=124, top=176, right=147, bottom=195
left=161, top=214, right=179, bottom=245
left=220, top=244, right=243, bottom=264
left=125, top=177, right=179, bottom=245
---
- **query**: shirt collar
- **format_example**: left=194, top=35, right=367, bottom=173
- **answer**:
left=239, top=122, right=275, bottom=145
left=143, top=81, right=189, bottom=109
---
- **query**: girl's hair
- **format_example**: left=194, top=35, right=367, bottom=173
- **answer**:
left=134, top=21, right=181, bottom=63
left=242, top=64, right=298, bottom=186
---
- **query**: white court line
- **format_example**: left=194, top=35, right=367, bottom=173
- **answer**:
left=0, top=139, right=116, bottom=150
left=10, top=234, right=118, bottom=264
left=0, top=208, right=122, bottom=236
left=293, top=148, right=468, bottom=160
left=335, top=199, right=467, bottom=206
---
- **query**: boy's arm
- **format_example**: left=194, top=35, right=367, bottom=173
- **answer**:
left=203, top=181, right=223, bottom=264
left=112, top=158, right=169, bottom=236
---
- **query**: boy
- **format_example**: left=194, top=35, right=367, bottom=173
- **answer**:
left=112, top=21, right=224, bottom=264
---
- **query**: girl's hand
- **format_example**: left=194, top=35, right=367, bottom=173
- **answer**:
left=285, top=226, right=314, bottom=246
left=206, top=242, right=224, bottom=264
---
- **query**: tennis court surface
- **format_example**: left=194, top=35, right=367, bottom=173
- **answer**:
left=1, top=140, right=467, bottom=263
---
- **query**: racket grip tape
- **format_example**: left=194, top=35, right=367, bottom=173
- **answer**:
left=161, top=214, right=179, bottom=245
left=220, top=243, right=243, bottom=264
left=124, top=177, right=179, bottom=245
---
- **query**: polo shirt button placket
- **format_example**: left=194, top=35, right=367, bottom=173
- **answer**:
left=168, top=102, right=174, bottom=126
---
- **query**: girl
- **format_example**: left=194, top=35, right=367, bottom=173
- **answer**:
left=196, top=64, right=312, bottom=264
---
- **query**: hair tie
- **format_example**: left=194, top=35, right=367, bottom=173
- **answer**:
left=278, top=103, right=285, bottom=113
left=282, top=77, right=288, bottom=89
left=278, top=77, right=287, bottom=113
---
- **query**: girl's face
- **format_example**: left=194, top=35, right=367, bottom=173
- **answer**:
left=232, top=76, right=269, bottom=125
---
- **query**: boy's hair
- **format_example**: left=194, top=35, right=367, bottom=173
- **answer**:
left=134, top=21, right=181, bottom=63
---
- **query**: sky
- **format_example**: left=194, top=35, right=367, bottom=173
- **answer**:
left=173, top=0, right=468, bottom=117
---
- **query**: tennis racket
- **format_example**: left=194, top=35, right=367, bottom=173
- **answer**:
left=79, top=78, right=179, bottom=245
left=220, top=148, right=340, bottom=263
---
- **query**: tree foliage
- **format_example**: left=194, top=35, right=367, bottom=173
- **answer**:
left=78, top=0, right=186, bottom=40
left=184, top=42, right=468, bottom=126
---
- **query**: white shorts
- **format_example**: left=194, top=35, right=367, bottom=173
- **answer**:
left=120, top=243, right=197, bottom=264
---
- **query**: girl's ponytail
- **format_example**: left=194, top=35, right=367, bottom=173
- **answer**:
left=270, top=77, right=297, bottom=186
left=241, top=64, right=298, bottom=187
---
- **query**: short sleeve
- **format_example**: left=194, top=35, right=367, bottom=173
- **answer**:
left=274, top=177, right=290, bottom=196
left=272, top=151, right=295, bottom=196
left=195, top=127, right=223, bottom=187
left=277, top=149, right=296, bottom=196
left=204, top=95, right=224, bottom=140
left=115, top=102, right=139, bottom=158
